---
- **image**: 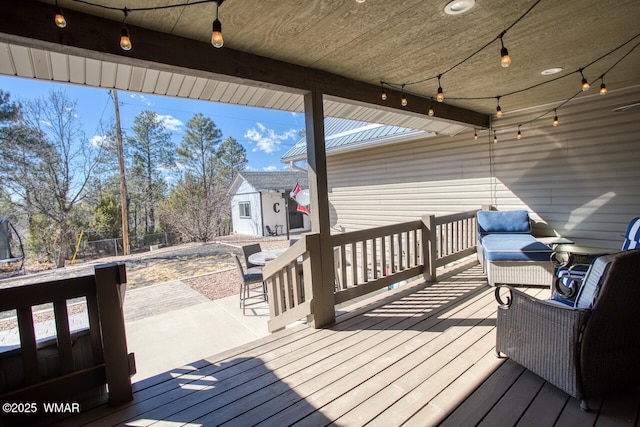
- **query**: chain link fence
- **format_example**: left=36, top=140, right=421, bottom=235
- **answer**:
left=80, top=232, right=178, bottom=259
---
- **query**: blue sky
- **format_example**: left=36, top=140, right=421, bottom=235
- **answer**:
left=0, top=75, right=306, bottom=172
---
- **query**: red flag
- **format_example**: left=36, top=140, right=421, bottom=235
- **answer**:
left=297, top=204, right=309, bottom=215
left=290, top=182, right=301, bottom=199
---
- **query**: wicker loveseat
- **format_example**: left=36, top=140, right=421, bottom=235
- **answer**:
left=495, top=249, right=640, bottom=410
left=476, top=210, right=555, bottom=287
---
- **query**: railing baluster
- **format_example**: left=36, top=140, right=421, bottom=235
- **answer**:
left=405, top=230, right=411, bottom=268
left=372, top=237, right=378, bottom=279
left=340, top=245, right=347, bottom=290
left=17, top=306, right=39, bottom=385
left=53, top=299, right=74, bottom=375
left=351, top=242, right=357, bottom=286
left=381, top=235, right=387, bottom=277
left=362, top=239, right=369, bottom=282
left=390, top=234, right=396, bottom=273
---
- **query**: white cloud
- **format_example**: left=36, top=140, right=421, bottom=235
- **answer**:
left=263, top=165, right=278, bottom=172
left=157, top=114, right=183, bottom=132
left=89, top=134, right=108, bottom=148
left=244, top=122, right=298, bottom=154
left=129, top=93, right=152, bottom=106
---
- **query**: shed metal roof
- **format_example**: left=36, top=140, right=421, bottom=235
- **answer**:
left=237, top=171, right=308, bottom=193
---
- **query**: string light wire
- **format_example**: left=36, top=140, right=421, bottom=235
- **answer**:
left=62, top=0, right=637, bottom=139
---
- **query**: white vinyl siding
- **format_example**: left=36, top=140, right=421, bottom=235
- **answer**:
left=327, top=86, right=640, bottom=253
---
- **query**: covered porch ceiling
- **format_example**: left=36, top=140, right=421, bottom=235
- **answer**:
left=1, top=1, right=639, bottom=135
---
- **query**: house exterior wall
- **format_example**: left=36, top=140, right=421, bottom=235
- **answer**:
left=326, top=86, right=640, bottom=253
left=260, top=192, right=312, bottom=235
left=231, top=180, right=262, bottom=236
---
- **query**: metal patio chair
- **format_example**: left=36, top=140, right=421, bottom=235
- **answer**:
left=232, top=254, right=267, bottom=315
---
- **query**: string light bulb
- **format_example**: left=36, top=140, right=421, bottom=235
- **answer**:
left=119, top=9, right=132, bottom=51
left=493, top=130, right=498, bottom=144
left=580, top=69, right=590, bottom=91
left=211, top=0, right=224, bottom=48
left=553, top=110, right=559, bottom=127
left=428, top=101, right=434, bottom=116
left=517, top=125, right=522, bottom=140
left=380, top=83, right=388, bottom=101
left=499, top=34, right=511, bottom=67
left=474, top=129, right=478, bottom=140
left=599, top=77, right=607, bottom=95
left=401, top=85, right=407, bottom=107
left=54, top=4, right=66, bottom=28
left=120, top=27, right=132, bottom=50
left=436, top=75, right=444, bottom=102
left=496, top=97, right=503, bottom=118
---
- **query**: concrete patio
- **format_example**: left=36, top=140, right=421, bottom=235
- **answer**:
left=122, top=279, right=271, bottom=382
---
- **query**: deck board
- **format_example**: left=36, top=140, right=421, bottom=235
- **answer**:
left=43, top=263, right=640, bottom=426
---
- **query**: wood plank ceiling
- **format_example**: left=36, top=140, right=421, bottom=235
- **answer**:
left=1, top=0, right=639, bottom=134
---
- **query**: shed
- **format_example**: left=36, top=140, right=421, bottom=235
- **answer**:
left=229, top=171, right=310, bottom=237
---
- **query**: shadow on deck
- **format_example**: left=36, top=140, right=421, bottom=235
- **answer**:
left=35, top=263, right=640, bottom=426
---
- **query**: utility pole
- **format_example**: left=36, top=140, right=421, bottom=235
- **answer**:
left=111, top=90, right=130, bottom=255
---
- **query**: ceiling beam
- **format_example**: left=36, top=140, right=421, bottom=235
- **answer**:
left=1, top=0, right=489, bottom=129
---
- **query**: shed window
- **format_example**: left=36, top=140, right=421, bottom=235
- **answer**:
left=239, top=202, right=251, bottom=218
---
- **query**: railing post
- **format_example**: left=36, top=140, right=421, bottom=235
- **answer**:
left=422, top=214, right=437, bottom=281
left=94, top=263, right=134, bottom=405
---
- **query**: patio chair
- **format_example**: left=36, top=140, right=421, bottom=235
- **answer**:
left=265, top=225, right=278, bottom=236
left=0, top=219, right=24, bottom=274
left=495, top=249, right=640, bottom=411
left=232, top=254, right=267, bottom=315
left=553, top=216, right=640, bottom=305
left=241, top=243, right=263, bottom=274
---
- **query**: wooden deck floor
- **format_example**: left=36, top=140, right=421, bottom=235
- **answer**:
left=46, top=263, right=640, bottom=426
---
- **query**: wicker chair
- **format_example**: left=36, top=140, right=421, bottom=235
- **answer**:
left=241, top=243, right=263, bottom=274
left=495, top=249, right=640, bottom=411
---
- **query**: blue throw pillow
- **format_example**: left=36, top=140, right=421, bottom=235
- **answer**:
left=477, top=210, right=531, bottom=235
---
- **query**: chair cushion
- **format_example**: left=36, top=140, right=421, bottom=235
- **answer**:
left=477, top=210, right=531, bottom=235
left=574, top=252, right=618, bottom=309
left=246, top=266, right=263, bottom=275
left=480, top=234, right=553, bottom=262
left=244, top=273, right=264, bottom=282
left=622, top=217, right=640, bottom=250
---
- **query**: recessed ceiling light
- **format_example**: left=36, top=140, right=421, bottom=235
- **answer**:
left=444, top=0, right=475, bottom=15
left=541, top=67, right=563, bottom=75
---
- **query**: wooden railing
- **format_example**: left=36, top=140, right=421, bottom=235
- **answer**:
left=262, top=235, right=317, bottom=333
left=263, top=210, right=479, bottom=332
left=331, top=220, right=424, bottom=305
left=0, top=263, right=135, bottom=412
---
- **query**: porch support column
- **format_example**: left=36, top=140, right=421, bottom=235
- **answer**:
left=304, top=88, right=336, bottom=328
